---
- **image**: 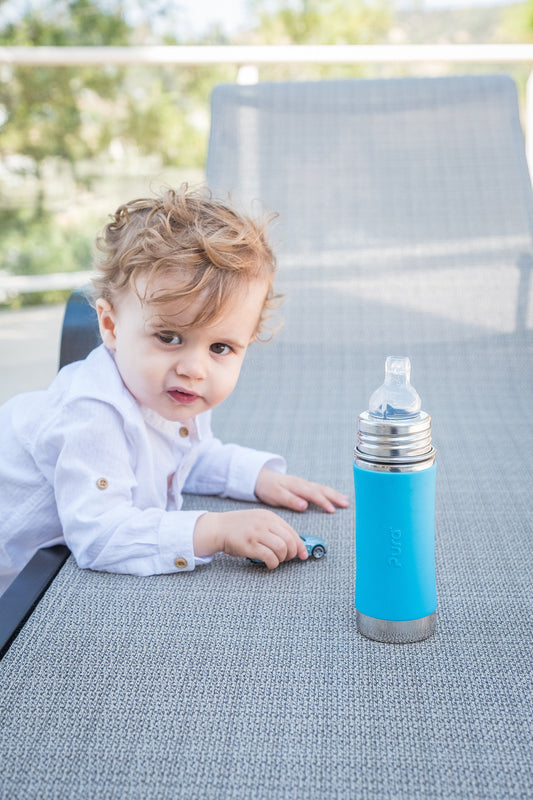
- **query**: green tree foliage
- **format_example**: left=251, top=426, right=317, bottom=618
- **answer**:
left=0, top=0, right=131, bottom=216
left=0, top=0, right=392, bottom=284
left=244, top=0, right=392, bottom=80
left=501, top=0, right=533, bottom=43
left=0, top=0, right=233, bottom=215
left=250, top=0, right=392, bottom=45
left=0, top=0, right=235, bottom=281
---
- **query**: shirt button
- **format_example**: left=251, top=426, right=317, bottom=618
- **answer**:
left=96, top=478, right=109, bottom=490
left=174, top=557, right=188, bottom=569
left=179, top=427, right=189, bottom=438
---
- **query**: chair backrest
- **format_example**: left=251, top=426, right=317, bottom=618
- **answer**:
left=59, top=286, right=101, bottom=370
left=207, top=76, right=533, bottom=253
left=59, top=76, right=533, bottom=370
left=206, top=75, right=533, bottom=344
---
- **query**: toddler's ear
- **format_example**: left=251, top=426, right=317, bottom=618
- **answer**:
left=96, top=298, right=118, bottom=350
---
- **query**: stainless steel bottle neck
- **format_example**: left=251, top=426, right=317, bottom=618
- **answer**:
left=354, top=410, right=436, bottom=473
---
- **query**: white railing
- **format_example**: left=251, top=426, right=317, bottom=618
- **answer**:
left=2, top=44, right=533, bottom=297
left=2, top=43, right=533, bottom=65
left=0, top=271, right=95, bottom=304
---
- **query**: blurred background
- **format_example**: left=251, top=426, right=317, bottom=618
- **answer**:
left=1, top=0, right=533, bottom=399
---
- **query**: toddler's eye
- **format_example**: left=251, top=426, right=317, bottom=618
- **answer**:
left=157, top=332, right=181, bottom=345
left=210, top=343, right=231, bottom=355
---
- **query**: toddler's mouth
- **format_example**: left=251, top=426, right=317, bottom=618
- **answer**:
left=167, top=388, right=200, bottom=405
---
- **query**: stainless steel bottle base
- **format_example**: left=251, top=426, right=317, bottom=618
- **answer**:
left=356, top=610, right=436, bottom=643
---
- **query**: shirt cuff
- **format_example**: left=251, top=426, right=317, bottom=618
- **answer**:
left=225, top=449, right=287, bottom=502
left=158, top=509, right=213, bottom=573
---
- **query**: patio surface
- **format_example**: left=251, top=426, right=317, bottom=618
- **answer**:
left=0, top=304, right=65, bottom=404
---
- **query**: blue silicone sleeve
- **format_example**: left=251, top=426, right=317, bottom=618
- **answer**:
left=353, top=463, right=437, bottom=621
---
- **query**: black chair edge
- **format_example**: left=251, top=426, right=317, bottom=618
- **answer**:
left=1, top=287, right=100, bottom=659
left=0, top=545, right=70, bottom=659
left=59, top=285, right=102, bottom=370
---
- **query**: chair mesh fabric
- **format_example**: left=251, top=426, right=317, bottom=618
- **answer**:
left=1, top=75, right=531, bottom=800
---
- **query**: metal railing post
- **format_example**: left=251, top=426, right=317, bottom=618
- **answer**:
left=237, top=65, right=259, bottom=84
left=527, top=69, right=533, bottom=177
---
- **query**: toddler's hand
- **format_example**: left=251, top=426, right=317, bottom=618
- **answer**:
left=193, top=509, right=308, bottom=569
left=255, top=468, right=350, bottom=514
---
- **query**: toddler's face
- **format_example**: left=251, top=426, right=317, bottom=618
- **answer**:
left=96, top=276, right=268, bottom=422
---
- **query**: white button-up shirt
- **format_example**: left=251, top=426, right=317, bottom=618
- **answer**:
left=0, top=345, right=285, bottom=594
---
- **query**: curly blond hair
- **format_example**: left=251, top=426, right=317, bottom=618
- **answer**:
left=92, top=184, right=280, bottom=336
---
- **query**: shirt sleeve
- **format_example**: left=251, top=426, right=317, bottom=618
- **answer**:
left=183, top=430, right=287, bottom=502
left=43, top=399, right=210, bottom=576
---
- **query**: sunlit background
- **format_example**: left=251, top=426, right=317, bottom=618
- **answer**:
left=1, top=0, right=533, bottom=399
left=2, top=0, right=532, bottom=305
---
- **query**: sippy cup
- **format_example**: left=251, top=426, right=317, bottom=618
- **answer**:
left=353, top=357, right=437, bottom=643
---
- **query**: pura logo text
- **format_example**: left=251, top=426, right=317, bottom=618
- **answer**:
left=387, top=527, right=402, bottom=568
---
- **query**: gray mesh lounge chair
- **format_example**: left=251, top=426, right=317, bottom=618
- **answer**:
left=1, top=75, right=531, bottom=799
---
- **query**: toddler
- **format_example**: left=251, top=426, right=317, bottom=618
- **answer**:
left=0, top=186, right=348, bottom=594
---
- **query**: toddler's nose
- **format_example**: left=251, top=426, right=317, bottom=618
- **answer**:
left=175, top=352, right=207, bottom=381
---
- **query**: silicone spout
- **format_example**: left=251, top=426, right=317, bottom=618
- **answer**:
left=368, top=356, right=421, bottom=420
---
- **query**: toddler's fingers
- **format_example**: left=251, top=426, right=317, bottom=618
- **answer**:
left=254, top=530, right=302, bottom=567
left=295, top=535, right=309, bottom=560
left=321, top=486, right=350, bottom=510
left=265, top=520, right=305, bottom=562
left=281, top=491, right=309, bottom=512
left=287, top=480, right=349, bottom=514
left=252, top=543, right=281, bottom=570
left=247, top=510, right=308, bottom=564
left=270, top=528, right=308, bottom=562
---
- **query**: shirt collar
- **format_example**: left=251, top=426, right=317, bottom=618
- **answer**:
left=139, top=405, right=200, bottom=441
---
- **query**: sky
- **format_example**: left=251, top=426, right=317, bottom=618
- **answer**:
left=185, top=0, right=250, bottom=34
left=184, top=0, right=517, bottom=35
left=0, top=0, right=520, bottom=37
